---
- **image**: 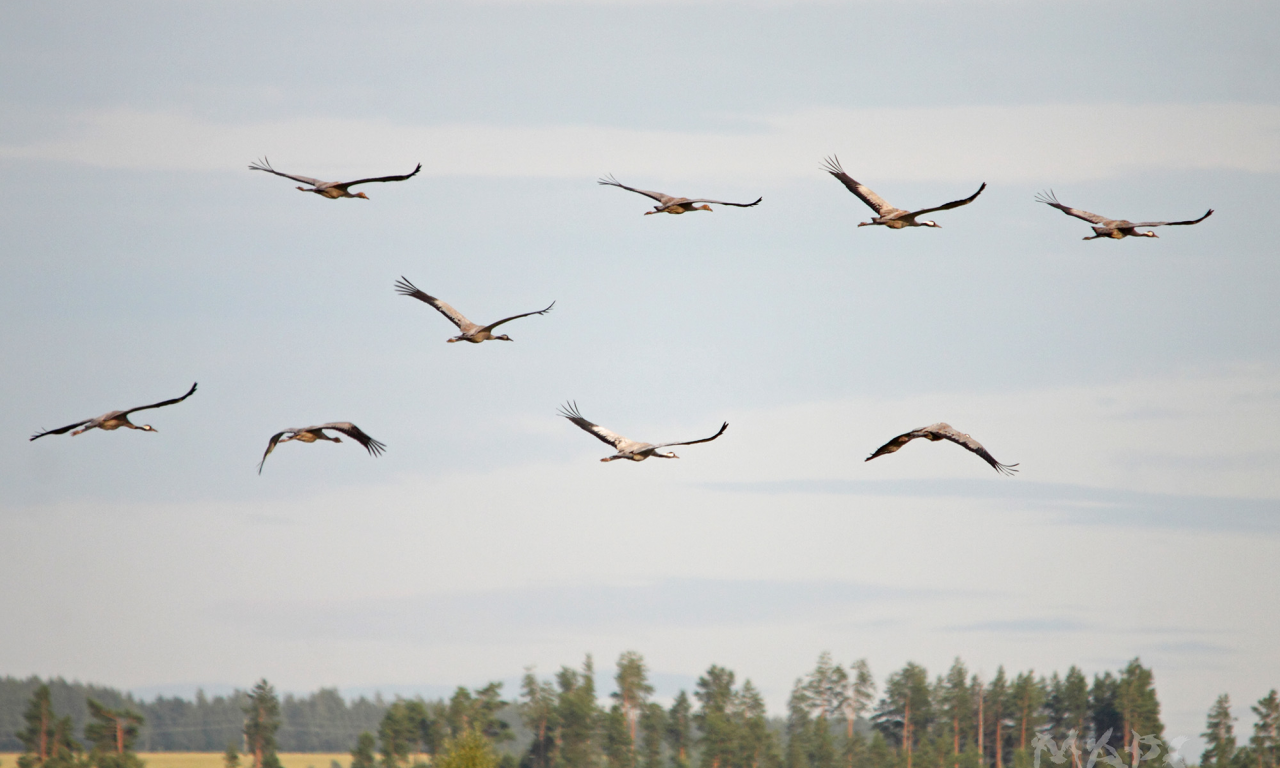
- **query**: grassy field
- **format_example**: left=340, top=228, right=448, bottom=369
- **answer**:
left=0, top=755, right=351, bottom=768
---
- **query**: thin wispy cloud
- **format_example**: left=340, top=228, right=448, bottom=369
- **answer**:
left=3, top=103, right=1276, bottom=182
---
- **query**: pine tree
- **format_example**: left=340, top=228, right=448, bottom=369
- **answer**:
left=557, top=656, right=602, bottom=768
left=605, top=705, right=638, bottom=768
left=243, top=680, right=282, bottom=768
left=1115, top=659, right=1162, bottom=765
left=352, top=733, right=378, bottom=768
left=1249, top=692, right=1279, bottom=768
left=737, top=682, right=779, bottom=768
left=521, top=670, right=560, bottom=768
left=615, top=653, right=656, bottom=749
left=873, top=663, right=932, bottom=768
left=695, top=666, right=739, bottom=768
left=224, top=744, right=241, bottom=768
left=1008, top=673, right=1045, bottom=768
left=640, top=703, right=667, bottom=768
left=18, top=684, right=57, bottom=768
left=436, top=727, right=499, bottom=768
left=1201, top=695, right=1236, bottom=768
left=1046, top=669, right=1089, bottom=768
left=667, top=692, right=693, bottom=768
left=988, top=669, right=1009, bottom=768
left=84, top=699, right=144, bottom=768
left=939, top=660, right=972, bottom=768
left=380, top=701, right=419, bottom=768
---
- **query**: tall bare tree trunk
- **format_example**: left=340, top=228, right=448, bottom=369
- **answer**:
left=116, top=718, right=125, bottom=754
left=977, top=690, right=985, bottom=768
left=906, top=701, right=913, bottom=768
left=995, top=719, right=1002, bottom=768
left=955, top=717, right=961, bottom=768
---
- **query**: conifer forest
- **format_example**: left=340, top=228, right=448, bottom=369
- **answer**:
left=3, top=654, right=1277, bottom=768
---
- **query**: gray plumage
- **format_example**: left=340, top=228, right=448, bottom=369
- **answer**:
left=865, top=422, right=1018, bottom=475
left=598, top=174, right=762, bottom=215
left=396, top=276, right=554, bottom=344
left=559, top=401, right=728, bottom=462
left=258, top=422, right=386, bottom=474
left=249, top=157, right=421, bottom=199
left=1036, top=190, right=1213, bottom=240
left=30, top=382, right=198, bottom=441
left=823, top=156, right=985, bottom=229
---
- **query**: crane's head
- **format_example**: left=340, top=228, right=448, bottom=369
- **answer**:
left=659, top=451, right=679, bottom=459
left=696, top=204, right=713, bottom=212
left=495, top=334, right=513, bottom=341
left=140, top=424, right=157, bottom=432
left=354, top=192, right=370, bottom=200
left=1143, top=231, right=1159, bottom=238
left=922, top=220, right=941, bottom=228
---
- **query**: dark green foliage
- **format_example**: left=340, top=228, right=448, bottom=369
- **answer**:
left=639, top=703, right=667, bottom=768
left=447, top=685, right=511, bottom=745
left=604, top=705, right=637, bottom=768
left=84, top=699, right=144, bottom=768
left=1202, top=695, right=1236, bottom=768
left=244, top=680, right=282, bottom=768
left=667, top=692, right=693, bottom=768
left=873, top=663, right=932, bottom=751
left=1046, top=667, right=1090, bottom=743
left=224, top=744, right=241, bottom=768
left=518, top=671, right=558, bottom=768
left=1250, top=691, right=1280, bottom=768
left=352, top=733, right=378, bottom=768
left=555, top=656, right=601, bottom=768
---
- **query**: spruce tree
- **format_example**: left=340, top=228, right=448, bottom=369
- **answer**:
left=556, top=656, right=601, bottom=768
left=873, top=663, right=931, bottom=768
left=667, top=693, right=693, bottom=768
left=1249, top=692, right=1279, bottom=768
left=939, top=660, right=972, bottom=768
left=17, top=684, right=57, bottom=768
left=243, top=680, right=282, bottom=768
left=1201, top=695, right=1236, bottom=768
left=436, top=727, right=499, bottom=768
left=224, top=744, right=241, bottom=768
left=988, top=669, right=1009, bottom=768
left=738, top=682, right=779, bottom=768
left=605, top=704, right=638, bottom=768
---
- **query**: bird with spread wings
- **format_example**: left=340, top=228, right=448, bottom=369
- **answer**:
left=249, top=157, right=422, bottom=199
left=598, top=174, right=762, bottom=215
left=395, top=277, right=554, bottom=344
left=1036, top=190, right=1213, bottom=239
left=865, top=422, right=1018, bottom=475
left=258, top=423, right=386, bottom=474
left=559, top=401, right=728, bottom=462
left=30, top=383, right=198, bottom=441
left=823, top=156, right=985, bottom=229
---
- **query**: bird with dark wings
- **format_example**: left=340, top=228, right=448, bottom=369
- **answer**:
left=866, top=423, right=1018, bottom=475
left=257, top=423, right=386, bottom=474
left=598, top=174, right=762, bottom=215
left=1036, top=190, right=1213, bottom=239
left=823, top=156, right=985, bottom=229
left=559, top=402, right=728, bottom=462
left=395, top=277, right=555, bottom=344
left=30, top=383, right=198, bottom=441
left=249, top=157, right=422, bottom=199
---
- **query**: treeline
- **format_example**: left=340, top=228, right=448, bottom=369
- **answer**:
left=6, top=652, right=1279, bottom=768
left=0, top=677, right=388, bottom=752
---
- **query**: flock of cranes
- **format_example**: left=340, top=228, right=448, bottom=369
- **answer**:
left=28, top=155, right=1215, bottom=475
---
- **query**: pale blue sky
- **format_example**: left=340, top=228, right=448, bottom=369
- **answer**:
left=2, top=0, right=1278, bottom=759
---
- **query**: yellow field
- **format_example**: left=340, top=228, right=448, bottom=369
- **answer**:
left=0, top=755, right=350, bottom=768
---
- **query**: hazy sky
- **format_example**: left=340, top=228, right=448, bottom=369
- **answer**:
left=2, top=0, right=1278, bottom=759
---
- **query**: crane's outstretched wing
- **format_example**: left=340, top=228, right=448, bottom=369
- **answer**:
left=338, top=164, right=423, bottom=189
left=668, top=197, right=763, bottom=210
left=864, top=428, right=930, bottom=461
left=1129, top=210, right=1214, bottom=228
left=249, top=157, right=325, bottom=187
left=823, top=156, right=900, bottom=216
left=395, top=276, right=475, bottom=331
left=258, top=430, right=293, bottom=474
left=1035, top=190, right=1110, bottom=224
left=481, top=301, right=556, bottom=333
left=908, top=183, right=987, bottom=217
left=30, top=419, right=94, bottom=441
left=119, top=382, right=198, bottom=417
left=318, top=423, right=387, bottom=456
left=929, top=423, right=1019, bottom=476
left=598, top=174, right=670, bottom=203
left=653, top=421, right=729, bottom=449
left=559, top=401, right=629, bottom=449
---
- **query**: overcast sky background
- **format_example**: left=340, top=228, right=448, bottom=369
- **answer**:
left=2, top=0, right=1279, bottom=759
